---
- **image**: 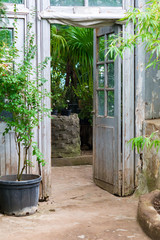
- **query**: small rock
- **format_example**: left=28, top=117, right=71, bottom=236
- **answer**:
left=78, top=235, right=85, bottom=239
left=116, top=229, right=128, bottom=232
left=49, top=209, right=56, bottom=212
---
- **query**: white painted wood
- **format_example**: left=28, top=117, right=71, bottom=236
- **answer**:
left=10, top=132, right=18, bottom=174
left=122, top=0, right=135, bottom=196
left=4, top=4, right=29, bottom=16
left=48, top=6, right=124, bottom=12
left=40, top=20, right=51, bottom=199
left=93, top=29, right=97, bottom=183
left=84, top=0, right=88, bottom=7
left=0, top=133, right=5, bottom=176
left=40, top=5, right=125, bottom=28
left=134, top=0, right=146, bottom=186
left=5, top=134, right=11, bottom=175
left=40, top=8, right=125, bottom=20
left=73, top=7, right=100, bottom=14
left=36, top=0, right=43, bottom=178
left=39, top=0, right=51, bottom=199
left=26, top=0, right=39, bottom=176
left=0, top=122, right=18, bottom=176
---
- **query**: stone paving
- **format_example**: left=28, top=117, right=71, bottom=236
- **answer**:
left=0, top=166, right=150, bottom=240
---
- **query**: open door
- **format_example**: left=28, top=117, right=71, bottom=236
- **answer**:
left=93, top=25, right=122, bottom=196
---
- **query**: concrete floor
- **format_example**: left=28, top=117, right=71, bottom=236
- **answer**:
left=0, top=166, right=150, bottom=240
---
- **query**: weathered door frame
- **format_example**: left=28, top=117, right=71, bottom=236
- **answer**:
left=45, top=0, right=135, bottom=196
left=1, top=0, right=135, bottom=197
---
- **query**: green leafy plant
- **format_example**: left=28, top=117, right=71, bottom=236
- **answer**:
left=73, top=81, right=93, bottom=124
left=128, top=131, right=160, bottom=154
left=51, top=25, right=93, bottom=120
left=107, top=0, right=160, bottom=69
left=51, top=76, right=68, bottom=112
left=129, top=131, right=160, bottom=193
left=0, top=13, right=51, bottom=181
left=0, top=0, right=6, bottom=21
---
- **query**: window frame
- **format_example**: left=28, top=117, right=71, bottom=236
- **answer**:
left=2, top=0, right=24, bottom=4
left=96, top=31, right=115, bottom=118
left=50, top=0, right=124, bottom=8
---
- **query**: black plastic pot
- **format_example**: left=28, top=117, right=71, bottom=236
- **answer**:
left=0, top=174, right=41, bottom=216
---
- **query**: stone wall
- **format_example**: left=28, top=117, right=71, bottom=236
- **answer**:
left=136, top=119, right=160, bottom=195
left=51, top=114, right=81, bottom=158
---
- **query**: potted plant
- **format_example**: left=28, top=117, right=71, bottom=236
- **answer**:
left=0, top=17, right=51, bottom=216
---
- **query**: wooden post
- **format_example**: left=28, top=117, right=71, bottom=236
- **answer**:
left=39, top=0, right=51, bottom=199
left=134, top=0, right=146, bottom=187
left=25, top=0, right=51, bottom=199
left=122, top=0, right=135, bottom=196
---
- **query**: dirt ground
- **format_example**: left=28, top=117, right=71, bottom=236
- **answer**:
left=0, top=165, right=150, bottom=240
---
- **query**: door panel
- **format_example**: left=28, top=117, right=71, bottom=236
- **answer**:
left=95, top=126, right=114, bottom=183
left=93, top=25, right=122, bottom=196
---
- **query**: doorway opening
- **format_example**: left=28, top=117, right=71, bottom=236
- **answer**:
left=50, top=24, right=93, bottom=166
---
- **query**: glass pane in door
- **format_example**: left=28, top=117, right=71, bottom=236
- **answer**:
left=50, top=0, right=84, bottom=6
left=89, top=0, right=122, bottom=7
left=98, top=91, right=105, bottom=116
left=107, top=91, right=114, bottom=117
left=108, top=63, right=114, bottom=88
left=108, top=34, right=115, bottom=60
left=98, top=36, right=105, bottom=62
left=98, top=65, right=105, bottom=88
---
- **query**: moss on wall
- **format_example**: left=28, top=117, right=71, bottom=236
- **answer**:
left=135, top=119, right=160, bottom=195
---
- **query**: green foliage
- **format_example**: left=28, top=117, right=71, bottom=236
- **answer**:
left=2, top=0, right=22, bottom=3
left=51, top=25, right=93, bottom=121
left=51, top=25, right=93, bottom=80
left=0, top=0, right=6, bottom=23
left=51, top=25, right=68, bottom=65
left=129, top=131, right=160, bottom=194
left=128, top=131, right=160, bottom=154
left=65, top=27, right=93, bottom=74
left=51, top=76, right=68, bottom=111
left=0, top=29, right=12, bottom=46
left=0, top=16, right=51, bottom=180
left=73, top=81, right=93, bottom=124
left=107, top=0, right=160, bottom=69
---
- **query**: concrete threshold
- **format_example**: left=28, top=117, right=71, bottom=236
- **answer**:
left=51, top=154, right=93, bottom=167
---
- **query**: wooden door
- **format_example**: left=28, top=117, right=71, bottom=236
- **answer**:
left=93, top=25, right=122, bottom=196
